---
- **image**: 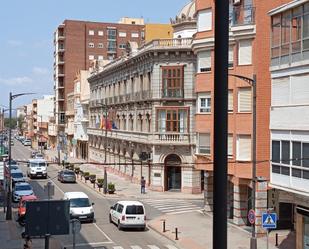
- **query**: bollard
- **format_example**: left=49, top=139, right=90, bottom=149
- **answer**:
left=275, top=233, right=278, bottom=247
left=175, top=227, right=179, bottom=240
left=162, top=220, right=166, bottom=233
left=93, top=182, right=95, bottom=188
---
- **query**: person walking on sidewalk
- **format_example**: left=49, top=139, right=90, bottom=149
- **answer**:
left=141, top=176, right=146, bottom=194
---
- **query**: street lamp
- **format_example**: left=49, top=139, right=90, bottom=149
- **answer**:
left=229, top=73, right=257, bottom=249
left=6, top=92, right=35, bottom=220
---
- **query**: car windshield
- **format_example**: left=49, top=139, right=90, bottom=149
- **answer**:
left=70, top=198, right=91, bottom=208
left=11, top=172, right=23, bottom=178
left=35, top=154, right=43, bottom=158
left=30, top=162, right=46, bottom=167
left=15, top=185, right=32, bottom=191
left=10, top=165, right=19, bottom=170
left=64, top=171, right=75, bottom=175
left=125, top=205, right=144, bottom=215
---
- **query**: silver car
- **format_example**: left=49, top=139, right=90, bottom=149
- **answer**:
left=58, top=170, right=76, bottom=183
left=13, top=182, right=34, bottom=202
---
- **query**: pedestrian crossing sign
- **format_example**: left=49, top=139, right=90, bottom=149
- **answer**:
left=262, top=212, right=277, bottom=229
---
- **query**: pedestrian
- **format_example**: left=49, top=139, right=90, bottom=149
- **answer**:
left=141, top=176, right=146, bottom=194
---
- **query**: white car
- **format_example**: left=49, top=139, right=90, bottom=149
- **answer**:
left=64, top=192, right=94, bottom=222
left=27, top=159, right=48, bottom=179
left=23, top=139, right=31, bottom=146
left=12, top=182, right=34, bottom=202
left=109, top=201, right=146, bottom=230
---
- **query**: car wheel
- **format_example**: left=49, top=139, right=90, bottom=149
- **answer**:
left=109, top=214, right=112, bottom=224
left=117, top=220, right=122, bottom=230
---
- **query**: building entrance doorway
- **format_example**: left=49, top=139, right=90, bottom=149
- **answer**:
left=164, top=154, right=182, bottom=191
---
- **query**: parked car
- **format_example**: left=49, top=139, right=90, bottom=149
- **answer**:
left=34, top=153, right=44, bottom=159
left=58, top=170, right=76, bottom=183
left=109, top=201, right=146, bottom=230
left=27, top=159, right=48, bottom=179
left=17, top=194, right=38, bottom=226
left=63, top=192, right=94, bottom=222
left=12, top=182, right=34, bottom=202
left=23, top=139, right=31, bottom=146
left=11, top=169, right=25, bottom=186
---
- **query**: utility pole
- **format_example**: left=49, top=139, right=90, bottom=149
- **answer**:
left=213, top=0, right=229, bottom=249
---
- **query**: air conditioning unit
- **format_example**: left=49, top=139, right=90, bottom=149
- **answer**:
left=233, top=0, right=241, bottom=5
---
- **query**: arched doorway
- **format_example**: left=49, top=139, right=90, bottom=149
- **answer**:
left=164, top=154, right=182, bottom=191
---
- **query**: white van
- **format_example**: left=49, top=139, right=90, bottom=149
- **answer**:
left=109, top=201, right=146, bottom=230
left=64, top=192, right=94, bottom=222
left=27, top=159, right=48, bottom=179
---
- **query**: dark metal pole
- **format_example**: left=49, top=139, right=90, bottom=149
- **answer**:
left=6, top=92, right=12, bottom=220
left=213, top=0, right=229, bottom=248
left=250, top=75, right=257, bottom=249
left=103, top=106, right=108, bottom=194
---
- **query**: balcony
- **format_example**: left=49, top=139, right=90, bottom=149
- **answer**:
left=138, top=38, right=192, bottom=54
left=81, top=115, right=89, bottom=123
left=65, top=123, right=74, bottom=136
left=65, top=110, right=74, bottom=116
left=162, top=89, right=183, bottom=99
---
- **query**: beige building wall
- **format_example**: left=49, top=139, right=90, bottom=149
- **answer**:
left=119, top=17, right=144, bottom=25
left=144, top=24, right=173, bottom=43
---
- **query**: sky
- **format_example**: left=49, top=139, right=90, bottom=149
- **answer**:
left=0, top=0, right=189, bottom=110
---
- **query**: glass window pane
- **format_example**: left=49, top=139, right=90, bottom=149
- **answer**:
left=303, top=14, right=309, bottom=39
left=281, top=166, right=290, bottom=175
left=272, top=15, right=281, bottom=47
left=272, top=141, right=280, bottom=163
left=272, top=164, right=281, bottom=174
left=292, top=142, right=301, bottom=166
left=303, top=143, right=309, bottom=167
left=281, top=141, right=290, bottom=165
left=303, top=170, right=309, bottom=179
left=292, top=168, right=302, bottom=178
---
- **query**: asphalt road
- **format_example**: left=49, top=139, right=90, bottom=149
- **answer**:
left=11, top=140, right=180, bottom=249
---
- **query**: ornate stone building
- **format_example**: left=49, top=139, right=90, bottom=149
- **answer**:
left=87, top=37, right=199, bottom=193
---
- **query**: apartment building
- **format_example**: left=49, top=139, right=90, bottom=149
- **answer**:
left=269, top=1, right=309, bottom=248
left=54, top=19, right=145, bottom=139
left=192, top=0, right=291, bottom=233
left=73, top=70, right=90, bottom=160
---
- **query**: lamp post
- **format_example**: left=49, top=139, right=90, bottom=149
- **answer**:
left=6, top=92, right=35, bottom=220
left=229, top=73, right=257, bottom=249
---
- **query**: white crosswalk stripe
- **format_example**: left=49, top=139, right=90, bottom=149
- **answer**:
left=147, top=245, right=160, bottom=249
left=164, top=245, right=179, bottom=249
left=130, top=246, right=143, bottom=249
left=141, top=199, right=202, bottom=215
left=113, top=246, right=124, bottom=249
left=112, top=245, right=178, bottom=249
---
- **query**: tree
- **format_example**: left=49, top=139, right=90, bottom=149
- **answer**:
left=4, top=117, right=17, bottom=129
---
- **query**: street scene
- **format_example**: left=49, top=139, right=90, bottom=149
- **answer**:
left=1, top=0, right=309, bottom=249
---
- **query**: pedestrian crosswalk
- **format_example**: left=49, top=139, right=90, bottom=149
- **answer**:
left=141, top=198, right=203, bottom=215
left=110, top=245, right=178, bottom=249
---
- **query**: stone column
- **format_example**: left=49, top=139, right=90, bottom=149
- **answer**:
left=255, top=180, right=268, bottom=236
left=233, top=184, right=248, bottom=226
left=204, top=172, right=213, bottom=212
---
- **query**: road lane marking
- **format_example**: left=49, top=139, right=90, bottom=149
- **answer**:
left=162, top=207, right=199, bottom=213
left=147, top=245, right=160, bottom=249
left=113, top=246, right=124, bottom=249
left=165, top=245, right=179, bottom=249
left=93, top=223, right=114, bottom=243
left=130, top=246, right=143, bottom=249
left=157, top=205, right=196, bottom=210
left=167, top=209, right=202, bottom=215
left=63, top=241, right=114, bottom=247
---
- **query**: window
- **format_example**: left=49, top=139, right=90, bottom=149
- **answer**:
left=237, top=135, right=251, bottom=161
left=197, top=133, right=211, bottom=154
left=119, top=31, right=127, bottom=37
left=281, top=11, right=291, bottom=56
left=198, top=93, right=211, bottom=113
left=88, top=42, right=94, bottom=48
left=303, top=143, right=309, bottom=167
left=228, top=134, right=233, bottom=156
left=197, top=8, right=212, bottom=32
left=98, top=43, right=104, bottom=48
left=98, top=55, right=104, bottom=61
left=272, top=141, right=280, bottom=163
left=292, top=141, right=301, bottom=166
left=98, top=30, right=103, bottom=36
left=198, top=51, right=211, bottom=72
left=238, top=40, right=252, bottom=65
left=107, top=29, right=116, bottom=40
left=281, top=141, right=290, bottom=165
left=229, top=46, right=234, bottom=67
left=228, top=90, right=233, bottom=112
left=238, top=88, right=252, bottom=112
left=157, top=108, right=188, bottom=133
left=107, top=41, right=117, bottom=52
left=131, top=32, right=139, bottom=38
left=89, top=30, right=94, bottom=36
left=89, top=55, right=94, bottom=60
left=271, top=14, right=281, bottom=58
left=119, top=44, right=126, bottom=49
left=162, top=66, right=184, bottom=98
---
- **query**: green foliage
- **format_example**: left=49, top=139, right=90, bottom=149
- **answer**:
left=4, top=117, right=17, bottom=129
left=108, top=182, right=115, bottom=191
left=97, top=178, right=104, bottom=184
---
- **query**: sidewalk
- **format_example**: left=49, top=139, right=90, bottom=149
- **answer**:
left=44, top=149, right=296, bottom=249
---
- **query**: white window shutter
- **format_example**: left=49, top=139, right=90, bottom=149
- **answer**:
left=290, top=75, right=309, bottom=105
left=199, top=133, right=210, bottom=154
left=228, top=134, right=233, bottom=156
left=228, top=90, right=234, bottom=111
left=198, top=9, right=212, bottom=32
left=237, top=135, right=251, bottom=161
left=271, top=77, right=289, bottom=106
left=238, top=40, right=252, bottom=65
left=198, top=51, right=211, bottom=72
left=238, top=88, right=252, bottom=112
left=229, top=46, right=234, bottom=63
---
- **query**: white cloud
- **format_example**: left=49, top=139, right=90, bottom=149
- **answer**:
left=0, top=76, right=33, bottom=86
left=7, top=40, right=23, bottom=47
left=32, top=67, right=49, bottom=75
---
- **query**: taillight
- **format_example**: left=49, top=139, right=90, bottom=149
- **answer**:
left=121, top=215, right=125, bottom=221
left=144, top=215, right=146, bottom=220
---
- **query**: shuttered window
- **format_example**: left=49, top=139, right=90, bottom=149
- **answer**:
left=271, top=77, right=289, bottom=106
left=197, top=9, right=212, bottom=32
left=237, top=135, right=251, bottom=161
left=228, top=134, right=233, bottom=156
left=238, top=88, right=252, bottom=112
left=290, top=75, right=309, bottom=105
left=198, top=51, right=211, bottom=72
left=238, top=40, right=252, bottom=65
left=198, top=133, right=211, bottom=155
left=228, top=90, right=234, bottom=112
left=229, top=46, right=234, bottom=67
